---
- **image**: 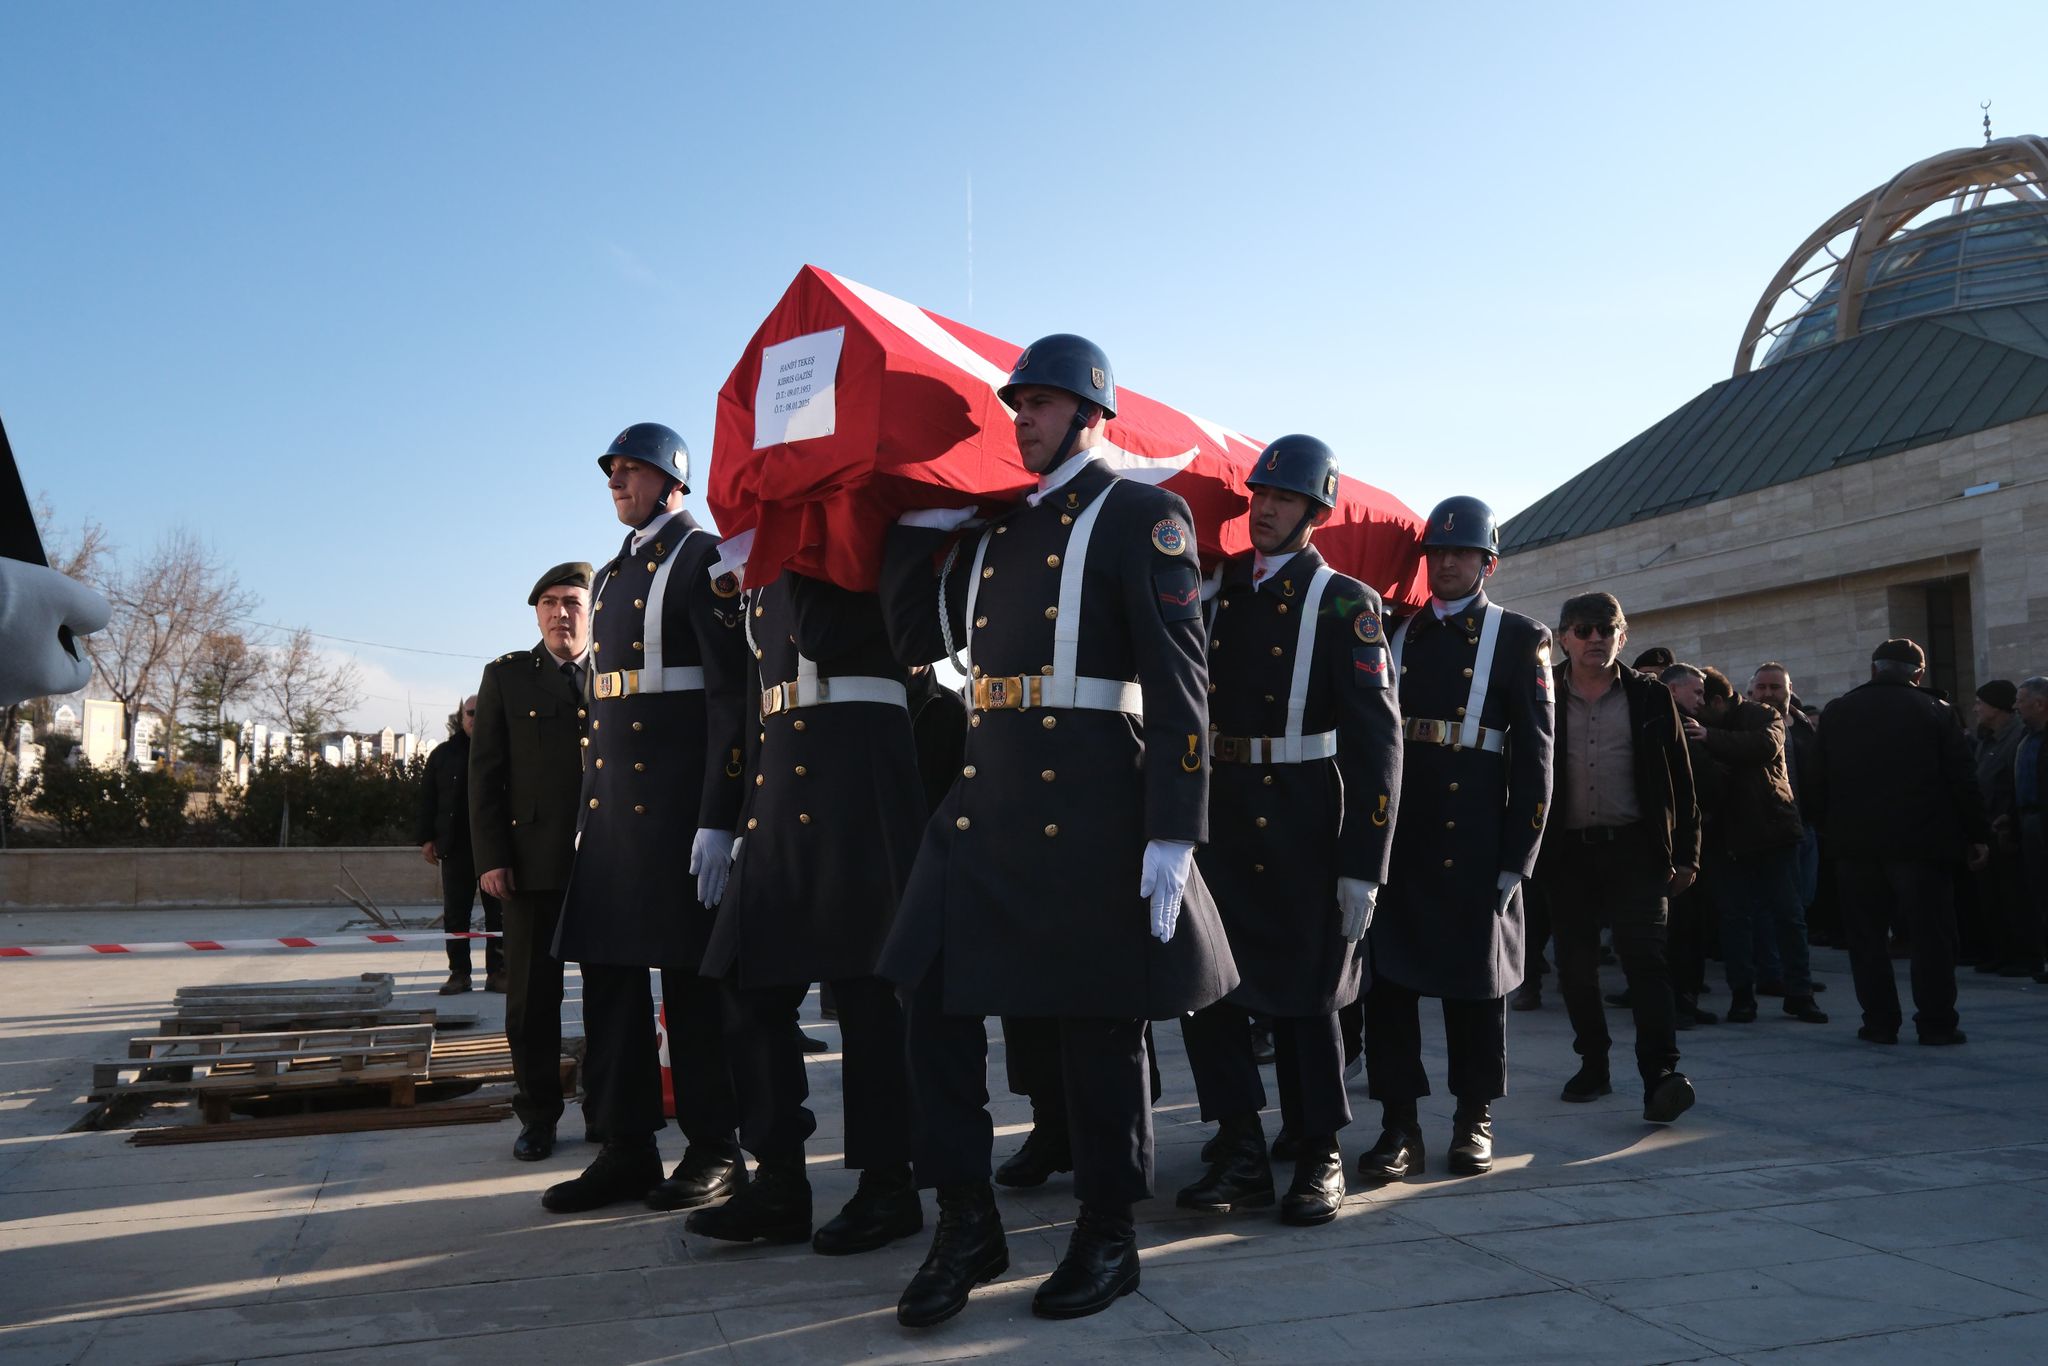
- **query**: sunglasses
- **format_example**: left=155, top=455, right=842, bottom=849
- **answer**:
left=1567, top=623, right=1618, bottom=640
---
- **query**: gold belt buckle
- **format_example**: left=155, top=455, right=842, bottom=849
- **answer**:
left=593, top=670, right=623, bottom=700
left=760, top=683, right=786, bottom=720
left=1411, top=718, right=1448, bottom=745
left=973, top=674, right=1039, bottom=710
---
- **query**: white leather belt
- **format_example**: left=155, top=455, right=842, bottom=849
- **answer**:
left=761, top=674, right=908, bottom=718
left=1212, top=730, right=1339, bottom=765
left=592, top=666, right=704, bottom=699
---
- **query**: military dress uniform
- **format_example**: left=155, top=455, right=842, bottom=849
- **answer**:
left=554, top=508, right=748, bottom=1173
left=690, top=571, right=923, bottom=1250
left=1180, top=544, right=1401, bottom=1183
left=470, top=631, right=591, bottom=1144
left=880, top=456, right=1238, bottom=1208
left=1361, top=588, right=1553, bottom=1172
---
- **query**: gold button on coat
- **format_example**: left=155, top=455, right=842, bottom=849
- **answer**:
left=633, top=804, right=646, bottom=814
left=961, top=763, right=976, bottom=778
left=794, top=765, right=807, bottom=776
left=747, top=818, right=758, bottom=830
left=1277, top=603, right=1289, bottom=614
left=975, top=616, right=988, bottom=628
left=588, top=798, right=599, bottom=809
left=1041, top=769, right=1055, bottom=782
left=956, top=816, right=971, bottom=830
left=1263, top=774, right=1274, bottom=785
left=1445, top=820, right=1456, bottom=830
left=1270, top=646, right=1284, bottom=656
left=645, top=560, right=657, bottom=571
left=981, top=566, right=994, bottom=579
left=631, top=721, right=643, bottom=732
left=799, top=813, right=811, bottom=824
left=633, top=641, right=643, bottom=651
left=1253, top=863, right=1265, bottom=873
left=755, top=774, right=765, bottom=786
left=595, top=759, right=605, bottom=769
left=1041, top=715, right=1056, bottom=729
left=1444, top=858, right=1455, bottom=868
left=1046, top=554, right=1060, bottom=568
left=970, top=714, right=982, bottom=727
left=1044, top=606, right=1058, bottom=620
left=633, top=598, right=643, bottom=608
left=1449, top=782, right=1460, bottom=792
left=634, top=762, right=645, bottom=772
left=528, top=709, right=537, bottom=718
left=793, top=719, right=806, bottom=731
left=1255, top=816, right=1268, bottom=828
left=1044, top=824, right=1059, bottom=837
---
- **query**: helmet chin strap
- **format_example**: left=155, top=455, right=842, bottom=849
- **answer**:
left=1042, top=403, right=1096, bottom=473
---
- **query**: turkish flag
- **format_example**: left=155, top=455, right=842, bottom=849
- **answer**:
left=710, top=265, right=1427, bottom=606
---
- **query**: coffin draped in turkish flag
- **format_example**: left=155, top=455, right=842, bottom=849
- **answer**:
left=709, top=265, right=1427, bottom=606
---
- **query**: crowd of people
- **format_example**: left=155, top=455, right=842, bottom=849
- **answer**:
left=412, top=331, right=2044, bottom=1331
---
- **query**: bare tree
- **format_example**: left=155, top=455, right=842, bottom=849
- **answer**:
left=182, top=630, right=267, bottom=765
left=261, top=627, right=363, bottom=743
left=82, top=528, right=256, bottom=754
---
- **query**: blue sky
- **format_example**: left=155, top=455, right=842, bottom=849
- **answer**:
left=3, top=2, right=2040, bottom=728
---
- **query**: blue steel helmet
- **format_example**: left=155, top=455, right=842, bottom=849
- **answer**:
left=1421, top=495, right=1500, bottom=556
left=598, top=422, right=690, bottom=492
left=1245, top=434, right=1340, bottom=510
left=997, top=333, right=1117, bottom=419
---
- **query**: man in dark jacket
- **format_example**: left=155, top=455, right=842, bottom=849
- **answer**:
left=2015, top=678, right=2048, bottom=985
left=1173, top=435, right=1401, bottom=1226
left=469, top=561, right=593, bottom=1160
left=1815, top=640, right=1991, bottom=1044
left=415, top=697, right=502, bottom=995
left=1536, top=593, right=1699, bottom=1122
left=1971, top=680, right=2035, bottom=976
left=1670, top=666, right=1826, bottom=1026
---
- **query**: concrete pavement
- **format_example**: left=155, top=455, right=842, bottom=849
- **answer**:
left=2, top=906, right=2045, bottom=1364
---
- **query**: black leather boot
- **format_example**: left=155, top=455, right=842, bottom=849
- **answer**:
left=541, top=1142, right=662, bottom=1213
left=1175, top=1112, right=1273, bottom=1212
left=1448, top=1104, right=1494, bottom=1174
left=1561, top=1060, right=1612, bottom=1103
left=683, top=1161, right=811, bottom=1243
left=645, top=1143, right=747, bottom=1211
left=1032, top=1206, right=1140, bottom=1319
left=1783, top=994, right=1829, bottom=1024
left=994, top=1121, right=1072, bottom=1188
left=1279, top=1135, right=1345, bottom=1226
left=1725, top=988, right=1759, bottom=1024
left=897, top=1182, right=1009, bottom=1328
left=812, top=1166, right=923, bottom=1255
left=1356, top=1102, right=1424, bottom=1184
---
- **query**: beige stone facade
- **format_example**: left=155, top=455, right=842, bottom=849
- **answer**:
left=1493, top=412, right=2048, bottom=708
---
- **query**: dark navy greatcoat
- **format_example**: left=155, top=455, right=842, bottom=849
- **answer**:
left=1202, top=545, right=1402, bottom=1017
left=1367, top=589, right=1553, bottom=1001
left=878, top=458, right=1239, bottom=1019
left=703, top=572, right=925, bottom=987
left=555, top=510, right=747, bottom=969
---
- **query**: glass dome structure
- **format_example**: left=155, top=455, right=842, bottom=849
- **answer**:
left=1737, top=135, right=2048, bottom=374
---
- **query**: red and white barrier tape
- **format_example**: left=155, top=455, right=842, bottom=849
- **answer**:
left=0, top=931, right=502, bottom=959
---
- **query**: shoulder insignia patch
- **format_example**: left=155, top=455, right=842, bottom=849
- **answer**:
left=1353, top=610, right=1382, bottom=644
left=1150, top=516, right=1191, bottom=556
left=1352, top=645, right=1391, bottom=688
left=711, top=571, right=741, bottom=598
left=1154, top=565, right=1201, bottom=621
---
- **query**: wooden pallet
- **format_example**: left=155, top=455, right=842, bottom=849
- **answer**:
left=129, top=1095, right=515, bottom=1145
left=92, top=1024, right=435, bottom=1121
left=154, top=1007, right=445, bottom=1037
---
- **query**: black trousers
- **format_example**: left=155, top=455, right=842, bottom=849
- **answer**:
left=724, top=974, right=909, bottom=1170
left=2021, top=815, right=2048, bottom=970
left=1838, top=859, right=1961, bottom=1037
left=1545, top=830, right=1680, bottom=1089
left=439, top=854, right=504, bottom=978
left=1183, top=1000, right=1351, bottom=1137
left=1362, top=976, right=1506, bottom=1106
left=578, top=961, right=739, bottom=1152
left=1669, top=873, right=1710, bottom=999
left=1002, top=1013, right=1163, bottom=1129
left=503, top=890, right=566, bottom=1129
left=907, top=960, right=1151, bottom=1208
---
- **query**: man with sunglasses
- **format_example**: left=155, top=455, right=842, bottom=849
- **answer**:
left=1536, top=594, right=1700, bottom=1122
left=1358, top=497, right=1553, bottom=1182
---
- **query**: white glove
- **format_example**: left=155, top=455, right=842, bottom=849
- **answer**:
left=897, top=506, right=980, bottom=531
left=0, top=559, right=110, bottom=706
left=1495, top=871, right=1522, bottom=917
left=1337, top=878, right=1379, bottom=942
left=690, top=828, right=735, bottom=906
left=1139, top=839, right=1196, bottom=943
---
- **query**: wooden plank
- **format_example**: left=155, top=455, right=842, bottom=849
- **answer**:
left=126, top=1024, right=434, bottom=1056
left=128, top=1097, right=513, bottom=1145
left=154, top=1008, right=442, bottom=1036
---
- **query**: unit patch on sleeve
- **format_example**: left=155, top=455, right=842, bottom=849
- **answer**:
left=1352, top=645, right=1391, bottom=688
left=711, top=571, right=742, bottom=598
left=1353, top=610, right=1383, bottom=644
left=1154, top=565, right=1202, bottom=621
left=1150, top=517, right=1191, bottom=557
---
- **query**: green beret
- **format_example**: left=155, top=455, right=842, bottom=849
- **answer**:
left=528, top=561, right=594, bottom=606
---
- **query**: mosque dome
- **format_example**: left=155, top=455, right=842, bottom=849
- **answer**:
left=1737, top=135, right=2048, bottom=374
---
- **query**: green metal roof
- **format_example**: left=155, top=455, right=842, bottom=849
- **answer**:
left=1500, top=300, right=2048, bottom=554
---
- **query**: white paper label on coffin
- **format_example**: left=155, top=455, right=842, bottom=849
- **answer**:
left=753, top=327, right=846, bottom=449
